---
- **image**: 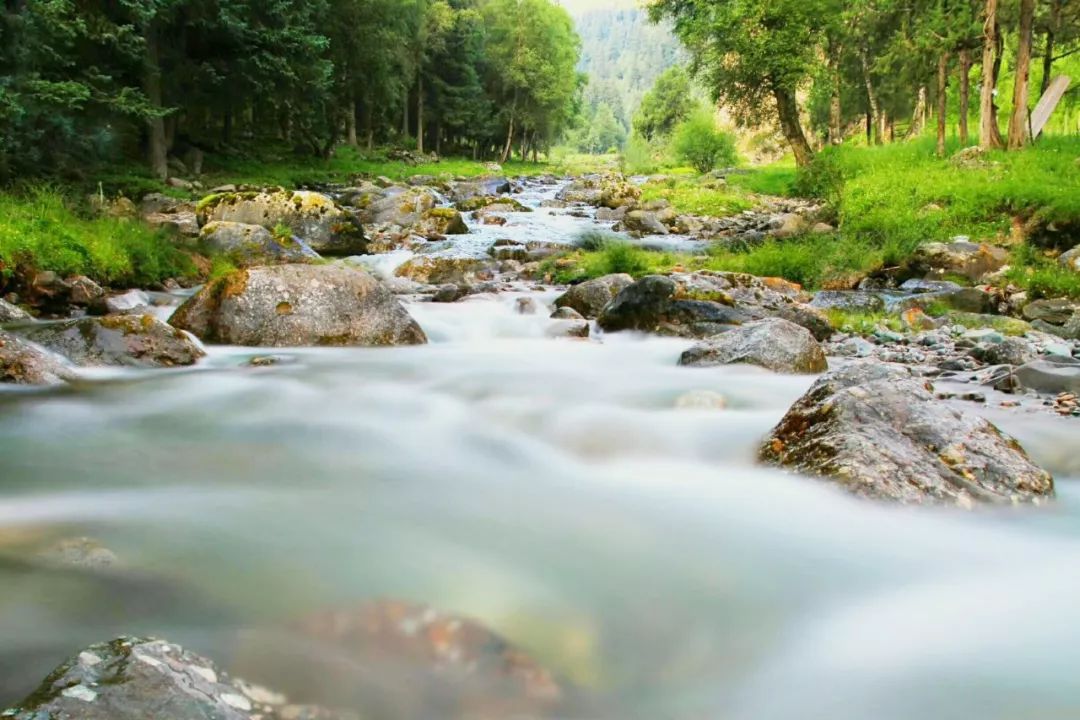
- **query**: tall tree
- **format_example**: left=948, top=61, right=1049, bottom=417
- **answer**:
left=979, top=0, right=1005, bottom=149
left=1007, top=0, right=1036, bottom=148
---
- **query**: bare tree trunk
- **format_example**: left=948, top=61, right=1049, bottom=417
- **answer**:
left=827, top=37, right=843, bottom=145
left=958, top=48, right=972, bottom=144
left=401, top=93, right=409, bottom=138
left=860, top=48, right=883, bottom=145
left=346, top=94, right=358, bottom=147
left=936, top=53, right=949, bottom=156
left=980, top=0, right=1005, bottom=149
left=1008, top=0, right=1036, bottom=149
left=773, top=86, right=814, bottom=167
left=143, top=23, right=168, bottom=180
left=416, top=71, right=424, bottom=153
left=500, top=114, right=515, bottom=164
left=1042, top=0, right=1062, bottom=96
left=910, top=85, right=928, bottom=138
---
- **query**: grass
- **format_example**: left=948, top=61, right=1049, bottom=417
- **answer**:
left=1003, top=243, right=1080, bottom=299
left=0, top=188, right=194, bottom=289
left=640, top=176, right=754, bottom=217
left=726, top=162, right=798, bottom=196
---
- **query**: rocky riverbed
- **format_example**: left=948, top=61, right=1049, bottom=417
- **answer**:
left=1, top=172, right=1079, bottom=719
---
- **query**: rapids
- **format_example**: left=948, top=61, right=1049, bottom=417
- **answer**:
left=1, top=180, right=1078, bottom=719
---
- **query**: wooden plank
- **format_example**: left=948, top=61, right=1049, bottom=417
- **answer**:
left=1030, top=75, right=1071, bottom=139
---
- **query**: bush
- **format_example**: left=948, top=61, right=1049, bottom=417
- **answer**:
left=672, top=109, right=738, bottom=173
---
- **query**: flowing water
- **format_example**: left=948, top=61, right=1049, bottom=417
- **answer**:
left=1, top=183, right=1079, bottom=718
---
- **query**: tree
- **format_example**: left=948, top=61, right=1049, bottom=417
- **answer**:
left=1007, top=0, right=1036, bottom=149
left=980, top=0, right=1005, bottom=149
left=673, top=107, right=737, bottom=172
left=632, top=65, right=693, bottom=140
left=585, top=103, right=626, bottom=152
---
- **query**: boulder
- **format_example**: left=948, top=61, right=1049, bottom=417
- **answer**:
left=170, top=265, right=426, bottom=347
left=0, top=330, right=74, bottom=385
left=414, top=208, right=469, bottom=237
left=20, top=315, right=205, bottom=367
left=456, top=196, right=528, bottom=213
left=810, top=290, right=886, bottom=314
left=1, top=636, right=350, bottom=720
left=0, top=297, right=31, bottom=323
left=68, top=276, right=106, bottom=306
left=1059, top=246, right=1080, bottom=272
left=970, top=336, right=1037, bottom=366
left=679, top=318, right=828, bottom=374
left=598, top=176, right=641, bottom=209
left=550, top=306, right=584, bottom=320
left=553, top=274, right=634, bottom=319
left=97, top=289, right=152, bottom=316
left=619, top=210, right=668, bottom=236
left=1014, top=359, right=1080, bottom=394
left=759, top=361, right=1054, bottom=507
left=598, top=272, right=831, bottom=340
left=545, top=319, right=590, bottom=338
left=395, top=256, right=487, bottom=285
left=200, top=221, right=320, bottom=266
left=909, top=240, right=1010, bottom=281
left=196, top=190, right=366, bottom=256
left=898, top=284, right=995, bottom=314
left=555, top=177, right=602, bottom=205
left=449, top=176, right=511, bottom=203
left=359, top=186, right=438, bottom=227
left=1023, top=298, right=1080, bottom=325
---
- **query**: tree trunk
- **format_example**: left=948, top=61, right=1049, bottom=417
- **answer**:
left=827, top=37, right=843, bottom=145
left=936, top=53, right=949, bottom=156
left=979, top=0, right=1005, bottom=149
left=958, top=49, right=972, bottom=144
left=773, top=86, right=814, bottom=167
left=909, top=85, right=928, bottom=138
left=1007, top=0, right=1036, bottom=149
left=401, top=92, right=409, bottom=138
left=860, top=48, right=883, bottom=145
left=500, top=114, right=515, bottom=164
left=346, top=94, right=358, bottom=147
left=1042, top=0, right=1062, bottom=96
left=143, top=23, right=168, bottom=180
left=416, top=71, right=424, bottom=153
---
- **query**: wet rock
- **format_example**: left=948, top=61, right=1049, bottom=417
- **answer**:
left=414, top=208, right=468, bottom=237
left=1014, top=359, right=1080, bottom=394
left=515, top=297, right=539, bottom=315
left=1, top=636, right=350, bottom=720
left=490, top=240, right=528, bottom=262
left=197, top=189, right=366, bottom=256
left=555, top=177, right=602, bottom=205
left=550, top=306, right=584, bottom=320
left=897, top=281, right=995, bottom=314
left=170, top=265, right=426, bottom=347
left=759, top=361, right=1054, bottom=507
left=618, top=210, right=668, bottom=236
left=970, top=337, right=1037, bottom=366
left=679, top=318, right=827, bottom=374
left=545, top=319, right=590, bottom=338
left=97, top=289, right=152, bottom=316
left=458, top=196, right=529, bottom=213
left=359, top=187, right=438, bottom=227
left=909, top=240, right=1009, bottom=281
left=395, top=256, right=487, bottom=285
left=432, top=284, right=470, bottom=303
left=0, top=330, right=75, bottom=384
left=810, top=290, right=886, bottom=313
left=449, top=177, right=511, bottom=204
left=19, top=315, right=204, bottom=367
left=598, top=176, right=641, bottom=209
left=553, top=274, right=634, bottom=319
left=200, top=221, right=320, bottom=266
left=0, top=297, right=31, bottom=323
left=68, top=276, right=106, bottom=306
left=900, top=307, right=936, bottom=331
left=1023, top=298, right=1080, bottom=325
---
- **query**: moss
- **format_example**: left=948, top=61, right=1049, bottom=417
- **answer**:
left=675, top=287, right=735, bottom=306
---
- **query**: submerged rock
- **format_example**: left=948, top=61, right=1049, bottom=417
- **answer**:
left=553, top=274, right=634, bottom=319
left=1, top=637, right=352, bottom=720
left=170, top=265, right=426, bottom=347
left=197, top=189, right=366, bottom=256
left=19, top=315, right=205, bottom=368
left=0, top=330, right=74, bottom=384
left=679, top=318, right=827, bottom=374
left=759, top=361, right=1055, bottom=507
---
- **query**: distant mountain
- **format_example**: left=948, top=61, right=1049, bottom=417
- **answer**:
left=573, top=7, right=684, bottom=129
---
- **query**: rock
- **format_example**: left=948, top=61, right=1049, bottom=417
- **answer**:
left=197, top=189, right=366, bottom=256
left=909, top=241, right=1009, bottom=281
left=395, top=256, right=486, bottom=285
left=166, top=177, right=194, bottom=189
left=200, top=221, right=320, bottom=266
left=1, top=636, right=348, bottom=720
left=38, top=537, right=119, bottom=569
left=1023, top=298, right=1080, bottom=325
left=898, top=282, right=995, bottom=314
left=810, top=222, right=835, bottom=235
left=145, top=210, right=200, bottom=236
left=950, top=146, right=990, bottom=169
left=515, top=297, right=539, bottom=315
left=759, top=361, right=1054, bottom=507
left=432, top=284, right=470, bottom=303
left=415, top=208, right=469, bottom=237
left=0, top=330, right=74, bottom=384
left=550, top=306, right=584, bottom=320
left=810, top=290, right=886, bottom=313
left=900, top=307, right=936, bottom=331
left=553, top=274, right=634, bottom=319
left=99, top=289, right=152, bottom=316
left=598, top=176, right=641, bottom=209
left=674, top=390, right=728, bottom=410
left=769, top=213, right=808, bottom=239
left=545, top=319, right=590, bottom=338
left=555, top=177, right=602, bottom=205
left=1062, top=311, right=1080, bottom=340
left=170, top=265, right=426, bottom=347
left=679, top=318, right=827, bottom=374
left=0, top=297, right=31, bottom=323
left=68, top=276, right=106, bottom=306
left=1059, top=246, right=1080, bottom=272
left=20, top=315, right=205, bottom=367
left=456, top=195, right=526, bottom=212
left=1014, top=359, right=1080, bottom=394
left=359, top=186, right=438, bottom=227
left=970, top=337, right=1037, bottom=366
left=619, top=210, right=668, bottom=236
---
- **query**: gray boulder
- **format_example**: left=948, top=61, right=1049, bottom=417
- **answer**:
left=0, top=297, right=30, bottom=323
left=1023, top=298, right=1080, bottom=326
left=897, top=280, right=995, bottom=314
left=98, top=289, right=152, bottom=316
left=1059, top=246, right=1080, bottom=272
left=200, top=221, right=320, bottom=266
left=679, top=318, right=828, bottom=374
left=554, top=274, right=634, bottom=318
left=970, top=336, right=1037, bottom=366
left=359, top=186, right=438, bottom=226
left=197, top=189, right=365, bottom=255
left=0, top=330, right=74, bottom=384
left=449, top=176, right=511, bottom=203
left=619, top=210, right=668, bottom=236
left=20, top=315, right=205, bottom=368
left=909, top=240, right=1009, bottom=281
left=759, top=361, right=1054, bottom=507
left=1, top=636, right=352, bottom=720
left=810, top=290, right=886, bottom=314
left=550, top=306, right=584, bottom=320
left=170, top=265, right=426, bottom=347
left=1014, top=359, right=1080, bottom=394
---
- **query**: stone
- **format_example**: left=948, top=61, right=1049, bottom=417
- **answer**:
left=100, top=289, right=152, bottom=316
left=759, top=361, right=1054, bottom=507
left=674, top=390, right=728, bottom=410
left=170, top=265, right=426, bottom=347
left=898, top=284, right=995, bottom=314
left=545, top=319, right=590, bottom=338
left=359, top=186, right=438, bottom=227
left=970, top=337, right=1037, bottom=366
left=1, top=637, right=351, bottom=720
left=515, top=297, right=539, bottom=315
left=550, top=306, right=584, bottom=320
left=769, top=213, right=808, bottom=239
left=431, top=284, right=470, bottom=303
left=553, top=274, right=634, bottom=319
left=0, top=330, right=74, bottom=385
left=598, top=176, right=641, bottom=209
left=909, top=241, right=1010, bottom=281
left=197, top=190, right=366, bottom=256
left=414, top=208, right=469, bottom=237
left=900, top=307, right=936, bottom=331
left=555, top=177, right=603, bottom=205
left=38, top=537, right=118, bottom=569
left=1023, top=298, right=1080, bottom=325
left=1059, top=246, right=1080, bottom=272
left=679, top=318, right=828, bottom=374
left=618, top=210, right=668, bottom=236
left=68, top=276, right=106, bottom=306
left=1014, top=359, right=1080, bottom=394
left=395, top=256, right=486, bottom=285
left=145, top=210, right=200, bottom=236
left=200, top=221, right=320, bottom=266
left=20, top=315, right=205, bottom=367
left=0, top=297, right=31, bottom=323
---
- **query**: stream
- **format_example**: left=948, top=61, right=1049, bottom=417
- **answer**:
left=1, top=180, right=1079, bottom=719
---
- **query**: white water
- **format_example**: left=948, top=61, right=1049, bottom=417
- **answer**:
left=1, top=186, right=1079, bottom=717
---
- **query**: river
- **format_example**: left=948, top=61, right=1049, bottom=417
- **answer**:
left=1, top=180, right=1078, bottom=719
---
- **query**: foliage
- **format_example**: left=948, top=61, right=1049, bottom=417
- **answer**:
left=640, top=177, right=753, bottom=217
left=1004, top=243, right=1080, bottom=300
left=672, top=110, right=738, bottom=173
left=632, top=65, right=694, bottom=141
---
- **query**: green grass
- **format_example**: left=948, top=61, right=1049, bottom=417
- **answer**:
left=726, top=162, right=798, bottom=196
left=640, top=176, right=754, bottom=217
left=0, top=188, right=194, bottom=288
left=824, top=308, right=906, bottom=334
left=1004, top=243, right=1080, bottom=299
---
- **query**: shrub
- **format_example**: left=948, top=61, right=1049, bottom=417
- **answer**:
left=672, top=109, right=738, bottom=173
